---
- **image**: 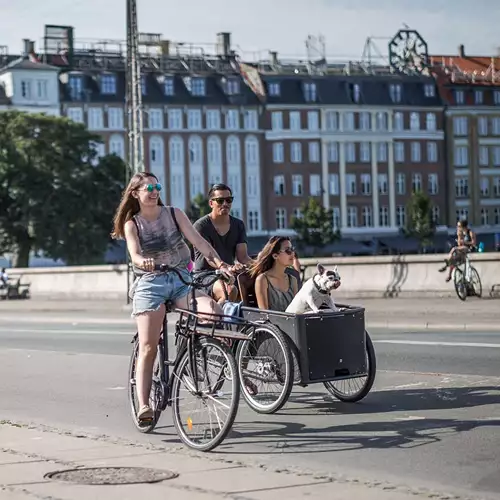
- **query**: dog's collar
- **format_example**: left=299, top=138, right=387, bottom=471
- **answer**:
left=312, top=274, right=329, bottom=294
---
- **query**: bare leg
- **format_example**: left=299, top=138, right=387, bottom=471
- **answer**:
left=135, top=306, right=165, bottom=416
left=212, top=280, right=238, bottom=304
left=175, top=289, right=223, bottom=322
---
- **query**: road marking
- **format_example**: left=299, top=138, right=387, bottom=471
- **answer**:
left=0, top=328, right=133, bottom=336
left=374, top=340, right=500, bottom=349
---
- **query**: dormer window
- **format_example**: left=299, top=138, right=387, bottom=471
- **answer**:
left=184, top=77, right=206, bottom=96
left=475, top=90, right=483, bottom=104
left=455, top=90, right=465, bottom=105
left=303, top=82, right=316, bottom=102
left=225, top=78, right=240, bottom=95
left=349, top=83, right=361, bottom=103
left=163, top=77, right=174, bottom=96
left=141, top=75, right=147, bottom=95
left=100, top=74, right=116, bottom=95
left=268, top=82, right=280, bottom=96
left=389, top=83, right=402, bottom=103
left=424, top=84, right=435, bottom=97
left=68, top=75, right=83, bottom=100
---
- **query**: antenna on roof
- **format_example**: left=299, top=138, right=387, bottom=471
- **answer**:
left=305, top=34, right=326, bottom=75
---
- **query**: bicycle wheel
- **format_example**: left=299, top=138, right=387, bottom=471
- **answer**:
left=453, top=268, right=467, bottom=301
left=323, top=332, right=376, bottom=403
left=236, top=322, right=294, bottom=414
left=470, top=267, right=482, bottom=298
left=128, top=337, right=163, bottom=433
left=170, top=337, right=239, bottom=452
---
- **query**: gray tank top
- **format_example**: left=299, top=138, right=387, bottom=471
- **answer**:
left=132, top=206, right=191, bottom=276
left=265, top=274, right=295, bottom=312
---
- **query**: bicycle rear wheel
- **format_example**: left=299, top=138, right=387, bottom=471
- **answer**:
left=470, top=267, right=482, bottom=297
left=453, top=269, right=467, bottom=301
left=170, top=337, right=239, bottom=452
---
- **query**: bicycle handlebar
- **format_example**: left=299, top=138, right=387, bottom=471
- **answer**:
left=154, top=264, right=230, bottom=289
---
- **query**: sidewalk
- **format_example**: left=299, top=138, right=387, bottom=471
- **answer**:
left=0, top=421, right=482, bottom=500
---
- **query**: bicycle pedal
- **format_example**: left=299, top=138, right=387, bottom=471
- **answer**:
left=165, top=360, right=175, bottom=366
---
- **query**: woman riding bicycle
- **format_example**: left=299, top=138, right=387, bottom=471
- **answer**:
left=112, top=172, right=232, bottom=423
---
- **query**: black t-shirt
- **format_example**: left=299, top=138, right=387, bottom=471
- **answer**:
left=193, top=215, right=247, bottom=271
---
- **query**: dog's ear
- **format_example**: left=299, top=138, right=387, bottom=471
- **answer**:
left=317, top=263, right=326, bottom=275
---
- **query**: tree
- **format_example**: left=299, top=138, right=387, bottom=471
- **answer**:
left=404, top=191, right=435, bottom=250
left=291, top=198, right=339, bottom=254
left=0, top=110, right=128, bottom=267
left=186, top=193, right=210, bottom=222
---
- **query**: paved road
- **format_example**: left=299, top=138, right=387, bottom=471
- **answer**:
left=1, top=315, right=499, bottom=499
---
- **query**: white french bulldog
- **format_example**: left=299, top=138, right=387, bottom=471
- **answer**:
left=285, top=263, right=341, bottom=315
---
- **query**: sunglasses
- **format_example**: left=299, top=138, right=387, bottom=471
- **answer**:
left=140, top=183, right=162, bottom=192
left=211, top=196, right=234, bottom=205
left=280, top=247, right=295, bottom=256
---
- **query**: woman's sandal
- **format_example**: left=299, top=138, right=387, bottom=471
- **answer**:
left=137, top=405, right=154, bottom=423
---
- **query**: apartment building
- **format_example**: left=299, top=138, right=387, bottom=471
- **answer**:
left=431, top=46, right=500, bottom=232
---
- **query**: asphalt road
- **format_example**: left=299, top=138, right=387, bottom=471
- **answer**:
left=0, top=314, right=499, bottom=499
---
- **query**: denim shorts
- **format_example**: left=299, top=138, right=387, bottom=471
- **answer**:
left=130, top=269, right=191, bottom=317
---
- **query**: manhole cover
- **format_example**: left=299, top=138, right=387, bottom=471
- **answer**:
left=44, top=466, right=178, bottom=485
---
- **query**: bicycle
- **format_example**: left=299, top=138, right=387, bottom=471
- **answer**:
left=128, top=265, right=250, bottom=452
left=453, top=250, right=482, bottom=301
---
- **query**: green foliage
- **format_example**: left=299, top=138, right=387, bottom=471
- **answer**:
left=0, top=110, right=128, bottom=267
left=404, top=191, right=436, bottom=249
left=187, top=193, right=210, bottom=222
left=291, top=198, right=339, bottom=252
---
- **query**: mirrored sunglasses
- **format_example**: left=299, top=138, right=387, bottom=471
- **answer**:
left=141, top=183, right=162, bottom=192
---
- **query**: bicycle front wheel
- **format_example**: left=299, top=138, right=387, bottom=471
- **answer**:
left=170, top=337, right=239, bottom=452
left=453, top=269, right=467, bottom=301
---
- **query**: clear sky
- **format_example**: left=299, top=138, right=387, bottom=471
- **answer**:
left=0, top=0, right=498, bottom=61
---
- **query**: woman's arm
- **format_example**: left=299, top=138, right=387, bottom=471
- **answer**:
left=254, top=274, right=269, bottom=310
left=124, top=220, right=154, bottom=271
left=174, top=208, right=226, bottom=269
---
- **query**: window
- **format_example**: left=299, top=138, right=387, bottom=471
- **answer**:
left=292, top=175, right=303, bottom=196
left=226, top=136, right=241, bottom=164
left=493, top=177, right=500, bottom=196
left=410, top=112, right=420, bottom=131
left=308, top=142, right=320, bottom=162
left=480, top=177, right=489, bottom=197
left=303, top=82, right=316, bottom=102
left=377, top=143, right=387, bottom=162
left=225, top=78, right=240, bottom=95
left=207, top=136, right=221, bottom=165
left=109, top=134, right=125, bottom=159
left=289, top=111, right=301, bottom=130
left=268, top=82, right=280, bottom=96
left=325, top=111, right=338, bottom=131
left=149, top=136, right=164, bottom=166
left=424, top=84, right=435, bottom=97
left=478, top=117, right=488, bottom=136
left=495, top=91, right=500, bottom=105
left=345, top=143, right=355, bottom=163
left=225, top=110, right=239, bottom=130
left=394, top=142, right=405, bottom=163
left=292, top=208, right=302, bottom=221
left=168, top=109, right=183, bottom=130
left=455, top=90, right=465, bottom=105
left=351, top=83, right=361, bottom=103
left=346, top=174, right=356, bottom=195
left=347, top=206, right=357, bottom=228
left=248, top=210, right=260, bottom=232
left=327, top=143, right=338, bottom=162
left=68, top=76, right=82, bottom=100
left=245, top=136, right=259, bottom=165
left=170, top=175, right=183, bottom=199
left=343, top=112, right=355, bottom=131
left=141, top=75, right=147, bottom=95
left=276, top=208, right=287, bottom=229
left=271, top=112, right=283, bottom=130
left=169, top=136, right=184, bottom=165
left=247, top=175, right=258, bottom=197
left=475, top=90, right=483, bottom=105
left=479, top=146, right=489, bottom=166
left=100, top=74, right=116, bottom=94
left=244, top=110, right=258, bottom=130
left=108, top=108, right=123, bottom=129
left=389, top=84, right=402, bottom=103
left=412, top=173, right=422, bottom=193
left=291, top=142, right=302, bottom=163
left=411, top=142, right=421, bottom=162
left=426, top=113, right=436, bottom=131
left=148, top=108, right=163, bottom=130
left=378, top=174, right=388, bottom=195
left=428, top=173, right=439, bottom=195
left=228, top=174, right=239, bottom=197
left=362, top=206, right=372, bottom=227
left=359, top=112, right=370, bottom=131
left=87, top=108, right=103, bottom=129
left=307, top=111, right=319, bottom=131
left=190, top=77, right=206, bottom=96
left=188, top=136, right=203, bottom=164
left=163, top=77, right=174, bottom=96
left=496, top=208, right=500, bottom=225
left=494, top=147, right=500, bottom=166
left=187, top=109, right=202, bottom=129
left=456, top=208, right=469, bottom=222
left=396, top=206, right=406, bottom=227
left=455, top=177, right=469, bottom=198
left=274, top=175, right=285, bottom=196
left=332, top=207, right=341, bottom=230
left=453, top=117, right=468, bottom=136
left=310, top=174, right=321, bottom=196
left=376, top=112, right=388, bottom=131
left=427, top=142, right=438, bottom=162
left=230, top=208, right=241, bottom=219
left=432, top=206, right=440, bottom=224
left=492, top=117, right=500, bottom=135
left=361, top=174, right=371, bottom=195
left=273, top=142, right=284, bottom=163
left=379, top=206, right=389, bottom=227
left=36, top=79, right=48, bottom=100
left=329, top=174, right=339, bottom=195
left=393, top=112, right=404, bottom=131
left=454, top=146, right=469, bottom=167
left=206, top=110, right=221, bottom=130
left=481, top=209, right=489, bottom=226
left=67, top=107, right=83, bottom=123
left=360, top=142, right=370, bottom=163
left=396, top=173, right=406, bottom=195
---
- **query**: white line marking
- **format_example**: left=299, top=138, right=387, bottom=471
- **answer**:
left=374, top=340, right=500, bottom=348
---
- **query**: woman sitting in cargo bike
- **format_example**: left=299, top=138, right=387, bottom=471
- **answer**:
left=229, top=237, right=377, bottom=415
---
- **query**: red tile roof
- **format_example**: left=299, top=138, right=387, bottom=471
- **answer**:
left=429, top=54, right=500, bottom=86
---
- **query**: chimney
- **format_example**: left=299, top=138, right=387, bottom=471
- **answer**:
left=269, top=51, right=279, bottom=67
left=28, top=41, right=35, bottom=54
left=459, top=44, right=465, bottom=58
left=22, top=38, right=30, bottom=56
left=216, top=32, right=231, bottom=58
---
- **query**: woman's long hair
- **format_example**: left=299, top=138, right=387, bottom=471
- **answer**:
left=249, top=236, right=290, bottom=278
left=111, top=172, right=164, bottom=239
